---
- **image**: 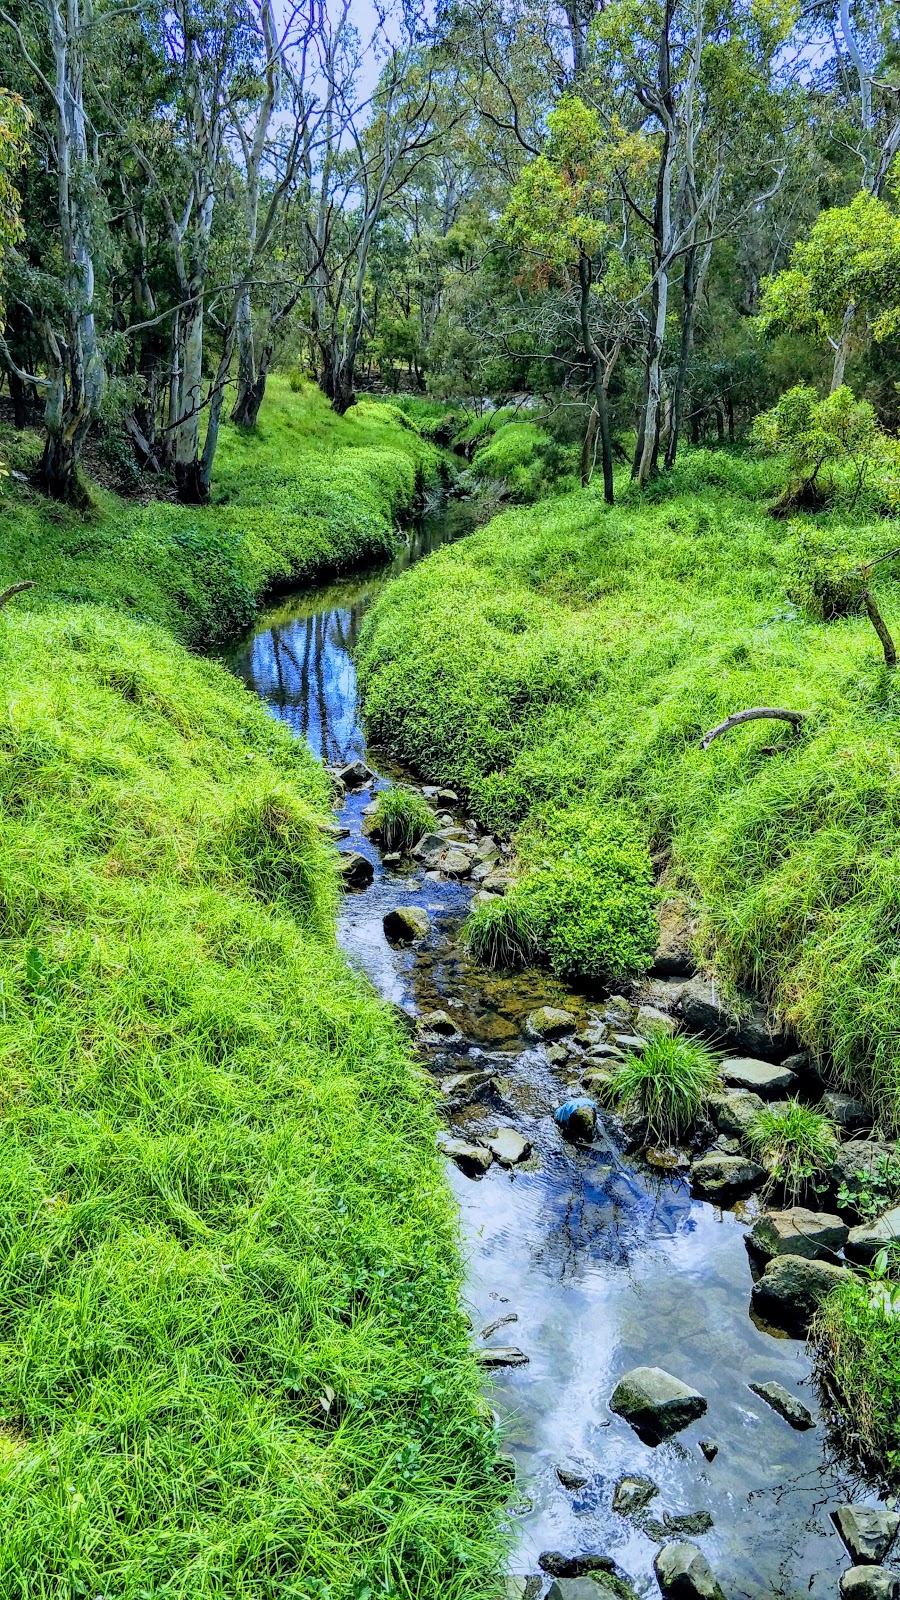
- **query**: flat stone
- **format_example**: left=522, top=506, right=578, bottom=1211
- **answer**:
left=470, top=858, right=499, bottom=882
left=721, top=1057, right=797, bottom=1096
left=547, top=1584, right=611, bottom=1600
left=840, top=1570, right=900, bottom=1600
left=749, top=1207, right=848, bottom=1262
left=554, top=1098, right=596, bottom=1143
left=487, top=1127, right=532, bottom=1167
left=436, top=788, right=458, bottom=802
left=545, top=1043, right=571, bottom=1066
left=833, top=1506, right=900, bottom=1564
left=411, top=831, right=449, bottom=862
left=846, top=1207, right=900, bottom=1265
left=586, top=1041, right=626, bottom=1060
left=336, top=759, right=373, bottom=788
left=439, top=1137, right=492, bottom=1177
left=751, top=1253, right=851, bottom=1333
left=441, top=847, right=472, bottom=877
left=831, top=1140, right=897, bottom=1188
left=338, top=850, right=374, bottom=889
left=540, top=1553, right=619, bottom=1578
left=440, top=1070, right=495, bottom=1101
left=749, top=1380, right=815, bottom=1429
left=383, top=905, right=430, bottom=944
left=691, top=1152, right=765, bottom=1200
left=613, top=1474, right=658, bottom=1516
left=614, top=1033, right=648, bottom=1053
left=610, top=1366, right=707, bottom=1443
left=635, top=1005, right=677, bottom=1035
left=526, top=1006, right=577, bottom=1040
left=475, top=835, right=500, bottom=858
left=821, top=1092, right=870, bottom=1131
left=654, top=1542, right=726, bottom=1600
left=476, top=1345, right=528, bottom=1367
left=481, top=871, right=511, bottom=894
left=582, top=1066, right=615, bottom=1093
left=708, top=1089, right=766, bottom=1139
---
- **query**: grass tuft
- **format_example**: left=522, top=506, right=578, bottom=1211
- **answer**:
left=462, top=892, right=539, bottom=969
left=812, top=1269, right=900, bottom=1482
left=607, top=1028, right=720, bottom=1144
left=369, top=785, right=434, bottom=850
left=748, top=1099, right=837, bottom=1201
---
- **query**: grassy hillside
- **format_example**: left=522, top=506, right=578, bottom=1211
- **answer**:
left=357, top=449, right=900, bottom=1125
left=0, top=379, right=441, bottom=647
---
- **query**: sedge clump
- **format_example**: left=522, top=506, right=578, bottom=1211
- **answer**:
left=748, top=1099, right=837, bottom=1201
left=369, top=785, right=434, bottom=850
left=607, top=1028, right=720, bottom=1145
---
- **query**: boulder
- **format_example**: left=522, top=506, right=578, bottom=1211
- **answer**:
left=709, top=1089, right=766, bottom=1140
left=653, top=1542, right=726, bottom=1600
left=336, top=759, right=373, bottom=788
left=679, top=979, right=789, bottom=1060
left=481, top=870, right=511, bottom=894
left=471, top=858, right=499, bottom=882
left=439, top=1137, right=492, bottom=1177
left=554, top=1098, right=597, bottom=1143
left=831, top=1140, right=897, bottom=1190
left=421, top=1008, right=460, bottom=1036
left=475, top=834, right=500, bottom=858
left=691, top=1152, right=765, bottom=1200
left=476, top=1345, right=528, bottom=1367
left=441, top=847, right=472, bottom=877
left=636, top=1005, right=677, bottom=1035
left=845, top=1207, right=900, bottom=1265
left=748, top=1380, right=815, bottom=1430
left=749, top=1207, right=848, bottom=1262
left=487, top=1127, right=532, bottom=1167
left=613, top=1033, right=648, bottom=1054
left=833, top=1506, right=900, bottom=1564
left=338, top=850, right=374, bottom=889
left=540, top=1554, right=619, bottom=1578
left=610, top=1366, right=707, bottom=1443
left=411, top=831, right=450, bottom=863
left=751, top=1253, right=851, bottom=1333
left=383, top=905, right=430, bottom=944
left=821, top=1092, right=870, bottom=1131
left=840, top=1570, right=900, bottom=1600
left=526, top=1005, right=577, bottom=1040
left=652, top=898, right=697, bottom=978
left=547, top=1584, right=612, bottom=1600
left=721, top=1057, right=797, bottom=1096
left=546, top=1043, right=570, bottom=1067
left=613, top=1474, right=658, bottom=1516
left=557, top=1466, right=590, bottom=1491
left=440, top=1069, right=496, bottom=1102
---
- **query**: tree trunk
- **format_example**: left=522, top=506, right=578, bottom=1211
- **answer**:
left=231, top=367, right=268, bottom=427
left=38, top=428, right=84, bottom=503
left=9, top=368, right=27, bottom=429
left=578, top=253, right=614, bottom=504
left=230, top=287, right=257, bottom=424
left=830, top=301, right=854, bottom=392
left=665, top=238, right=698, bottom=470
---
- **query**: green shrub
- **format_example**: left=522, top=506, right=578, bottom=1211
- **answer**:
left=369, top=785, right=434, bottom=850
left=607, top=1029, right=720, bottom=1144
left=748, top=1099, right=837, bottom=1200
left=837, top=1150, right=900, bottom=1220
left=468, top=420, right=574, bottom=503
left=462, top=892, right=539, bottom=969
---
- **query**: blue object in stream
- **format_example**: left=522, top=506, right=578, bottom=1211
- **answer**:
left=554, top=1098, right=597, bottom=1142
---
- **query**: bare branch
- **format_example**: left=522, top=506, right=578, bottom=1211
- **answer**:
left=701, top=708, right=806, bottom=749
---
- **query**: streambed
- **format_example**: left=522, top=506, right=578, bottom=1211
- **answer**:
left=226, top=499, right=870, bottom=1599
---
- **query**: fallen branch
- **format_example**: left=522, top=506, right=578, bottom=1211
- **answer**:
left=861, top=588, right=896, bottom=667
left=0, top=580, right=35, bottom=610
left=700, top=706, right=805, bottom=750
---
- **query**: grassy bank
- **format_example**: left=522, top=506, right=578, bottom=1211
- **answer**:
left=0, top=379, right=441, bottom=648
left=357, top=449, right=900, bottom=1126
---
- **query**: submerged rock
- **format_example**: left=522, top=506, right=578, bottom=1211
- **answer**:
left=613, top=1474, right=658, bottom=1516
left=840, top=1569, right=900, bottom=1600
left=748, top=1380, right=815, bottom=1430
left=690, top=1152, right=765, bottom=1200
left=527, top=1005, right=577, bottom=1040
left=439, top=1136, right=492, bottom=1177
left=554, top=1098, right=597, bottom=1143
left=845, top=1207, right=900, bottom=1265
left=440, top=1069, right=496, bottom=1102
left=749, top=1206, right=848, bottom=1262
left=487, top=1127, right=532, bottom=1167
left=383, top=905, right=430, bottom=944
left=654, top=1542, right=726, bottom=1600
left=476, top=1345, right=529, bottom=1367
left=338, top=850, right=374, bottom=889
left=557, top=1466, right=590, bottom=1491
left=832, top=1506, right=900, bottom=1565
left=721, top=1057, right=797, bottom=1096
left=751, top=1253, right=851, bottom=1332
left=610, top=1366, right=707, bottom=1443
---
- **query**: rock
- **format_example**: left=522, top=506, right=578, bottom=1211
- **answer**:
left=748, top=1380, right=815, bottom=1429
left=383, top=851, right=401, bottom=866
left=481, top=870, right=511, bottom=894
left=470, top=890, right=498, bottom=908
left=554, top=1098, right=597, bottom=1142
left=471, top=858, right=499, bottom=882
left=338, top=850, right=374, bottom=889
left=421, top=1008, right=460, bottom=1036
left=557, top=1466, right=590, bottom=1491
left=821, top=1092, right=870, bottom=1131
left=586, top=1041, right=626, bottom=1060
left=840, top=1570, right=900, bottom=1600
left=546, top=1584, right=614, bottom=1600
left=441, top=847, right=472, bottom=877
left=635, top=1005, right=677, bottom=1035
left=749, top=1207, right=849, bottom=1262
left=610, top=1366, right=707, bottom=1443
left=476, top=1345, right=528, bottom=1367
left=475, top=834, right=500, bottom=858
left=613, top=1474, right=658, bottom=1516
left=708, top=1089, right=766, bottom=1139
left=582, top=1066, right=615, bottom=1093
left=411, top=831, right=450, bottom=862
left=436, top=788, right=458, bottom=802
left=613, top=1033, right=648, bottom=1054
left=526, top=1005, right=577, bottom=1040
left=487, top=1128, right=532, bottom=1167
left=439, top=1137, right=492, bottom=1176
left=546, top=1043, right=571, bottom=1066
left=721, top=1057, right=797, bottom=1096
left=661, top=1513, right=713, bottom=1539
left=833, top=1506, right=900, bottom=1564
left=846, top=1207, right=900, bottom=1265
left=383, top=905, right=430, bottom=944
left=751, top=1253, right=851, bottom=1333
left=831, top=1140, right=897, bottom=1189
left=691, top=1152, right=765, bottom=1200
left=652, top=897, right=697, bottom=977
left=654, top=1542, right=726, bottom=1600
left=540, top=1554, right=619, bottom=1578
left=336, top=759, right=373, bottom=788
left=698, top=1440, right=718, bottom=1461
left=679, top=979, right=789, bottom=1060
left=440, top=1069, right=496, bottom=1102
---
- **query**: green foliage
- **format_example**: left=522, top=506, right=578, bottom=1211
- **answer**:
left=462, top=893, right=539, bottom=969
left=837, top=1152, right=900, bottom=1221
left=607, top=1028, right=720, bottom=1144
left=0, top=602, right=504, bottom=1596
left=369, top=786, right=434, bottom=849
left=748, top=1099, right=837, bottom=1200
left=812, top=1266, right=900, bottom=1482
left=787, top=530, right=868, bottom=619
left=467, top=420, right=576, bottom=503
left=751, top=384, right=892, bottom=510
left=758, top=192, right=900, bottom=354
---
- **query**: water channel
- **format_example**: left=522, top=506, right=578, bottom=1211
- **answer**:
left=225, top=498, right=868, bottom=1599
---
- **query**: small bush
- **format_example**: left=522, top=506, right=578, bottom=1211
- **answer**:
left=837, top=1150, right=900, bottom=1220
left=787, top=531, right=866, bottom=619
left=462, top=892, right=538, bottom=969
left=748, top=1099, right=837, bottom=1201
left=608, top=1029, right=720, bottom=1144
left=369, top=786, right=433, bottom=850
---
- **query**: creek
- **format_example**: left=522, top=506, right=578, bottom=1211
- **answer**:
left=226, top=496, right=865, bottom=1599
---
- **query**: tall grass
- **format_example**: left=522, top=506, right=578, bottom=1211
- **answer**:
left=462, top=893, right=539, bottom=969
left=369, top=785, right=434, bottom=850
left=748, top=1100, right=838, bottom=1201
left=812, top=1272, right=900, bottom=1482
left=607, top=1029, right=720, bottom=1144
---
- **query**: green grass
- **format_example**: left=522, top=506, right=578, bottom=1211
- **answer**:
left=813, top=1271, right=900, bottom=1483
left=607, top=1029, right=721, bottom=1145
left=462, top=894, right=540, bottom=969
left=0, top=378, right=441, bottom=648
left=0, top=598, right=504, bottom=1596
left=368, top=786, right=434, bottom=850
left=356, top=447, right=900, bottom=1125
left=748, top=1099, right=838, bottom=1201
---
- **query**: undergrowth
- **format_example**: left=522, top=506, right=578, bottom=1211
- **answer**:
left=368, top=786, right=434, bottom=850
left=813, top=1270, right=900, bottom=1483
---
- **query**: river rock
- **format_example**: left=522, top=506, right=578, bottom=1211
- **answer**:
left=481, top=870, right=511, bottom=894
left=582, top=1066, right=615, bottom=1093
left=540, top=1553, right=620, bottom=1578
left=831, top=1140, right=897, bottom=1189
left=557, top=1466, right=590, bottom=1491
left=709, top=1089, right=766, bottom=1139
left=476, top=1345, right=528, bottom=1367
left=338, top=850, right=374, bottom=889
left=487, top=1127, right=532, bottom=1167
left=721, top=1057, right=797, bottom=1096
left=441, top=847, right=472, bottom=877
left=527, top=1006, right=577, bottom=1040
left=440, top=1069, right=496, bottom=1102
left=698, top=1440, right=718, bottom=1461
left=654, top=1542, right=726, bottom=1600
left=610, top=1366, right=707, bottom=1442
left=471, top=858, right=499, bottom=882
left=410, top=831, right=449, bottom=863
left=749, top=1207, right=848, bottom=1262
left=751, top=1253, right=851, bottom=1332
left=678, top=979, right=789, bottom=1060
left=846, top=1207, right=900, bottom=1264
left=691, top=1152, right=765, bottom=1200
left=554, top=1098, right=596, bottom=1142
left=475, top=834, right=500, bottom=857
left=821, top=1092, right=870, bottom=1131
left=336, top=759, right=373, bottom=788
left=840, top=1570, right=900, bottom=1600
left=383, top=905, right=430, bottom=944
left=749, top=1380, right=815, bottom=1429
left=421, top=1008, right=460, bottom=1036
left=439, top=1137, right=492, bottom=1177
left=635, top=1005, right=677, bottom=1035
left=613, top=1474, right=659, bottom=1516
left=833, top=1506, right=900, bottom=1564
left=652, top=898, right=697, bottom=978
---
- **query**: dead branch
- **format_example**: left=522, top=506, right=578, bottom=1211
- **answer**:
left=701, top=707, right=805, bottom=749
left=862, top=589, right=897, bottom=667
left=0, top=580, right=35, bottom=610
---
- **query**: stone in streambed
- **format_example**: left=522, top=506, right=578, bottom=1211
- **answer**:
left=690, top=1152, right=765, bottom=1200
left=831, top=1140, right=897, bottom=1189
left=487, top=1127, right=532, bottom=1167
left=613, top=1474, right=658, bottom=1516
left=547, top=1582, right=632, bottom=1600
left=846, top=1207, right=900, bottom=1265
left=833, top=1506, right=900, bottom=1565
left=698, top=1440, right=718, bottom=1461
left=614, top=1033, right=648, bottom=1054
left=654, top=1542, right=726, bottom=1600
left=751, top=1253, right=851, bottom=1333
left=556, top=1466, right=590, bottom=1491
left=540, top=1553, right=620, bottom=1578
left=338, top=850, right=374, bottom=889
left=440, top=1069, right=496, bottom=1102
left=820, top=1091, right=870, bottom=1131
left=749, top=1206, right=848, bottom=1262
left=411, top=831, right=449, bottom=862
left=708, top=1089, right=765, bottom=1139
left=610, top=1366, right=707, bottom=1443
left=439, top=1136, right=492, bottom=1177
left=748, top=1380, right=815, bottom=1430
left=441, top=847, right=473, bottom=877
left=336, top=759, right=373, bottom=788
left=527, top=1005, right=576, bottom=1040
left=476, top=1345, right=528, bottom=1368
left=721, top=1057, right=797, bottom=1096
left=383, top=905, right=430, bottom=944
left=420, top=1008, right=459, bottom=1036
left=840, top=1571, right=900, bottom=1600
left=635, top=1005, right=677, bottom=1034
left=554, top=1098, right=596, bottom=1142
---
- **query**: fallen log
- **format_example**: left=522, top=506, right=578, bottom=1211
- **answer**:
left=700, top=707, right=805, bottom=750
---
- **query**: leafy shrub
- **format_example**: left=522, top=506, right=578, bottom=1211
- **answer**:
left=369, top=785, right=433, bottom=850
left=468, top=420, right=573, bottom=503
left=462, top=891, right=539, bottom=969
left=812, top=1266, right=900, bottom=1481
left=837, top=1151, right=900, bottom=1220
left=787, top=531, right=867, bottom=619
left=288, top=368, right=304, bottom=391
left=607, top=1028, right=720, bottom=1144
left=752, top=384, right=894, bottom=513
left=748, top=1099, right=837, bottom=1201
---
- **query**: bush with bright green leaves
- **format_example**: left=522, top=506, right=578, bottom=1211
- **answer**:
left=751, top=384, right=900, bottom=513
left=607, top=1029, right=720, bottom=1145
left=748, top=1099, right=838, bottom=1201
left=368, top=785, right=434, bottom=850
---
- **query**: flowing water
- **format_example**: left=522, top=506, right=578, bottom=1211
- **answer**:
left=226, top=499, right=873, bottom=1599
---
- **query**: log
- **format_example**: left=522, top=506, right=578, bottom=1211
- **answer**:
left=862, top=588, right=896, bottom=668
left=0, top=580, right=35, bottom=610
left=700, top=707, right=805, bottom=750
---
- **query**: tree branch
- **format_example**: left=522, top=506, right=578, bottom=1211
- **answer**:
left=700, top=707, right=805, bottom=749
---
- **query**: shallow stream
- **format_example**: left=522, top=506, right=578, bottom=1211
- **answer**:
left=226, top=498, right=869, bottom=1599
